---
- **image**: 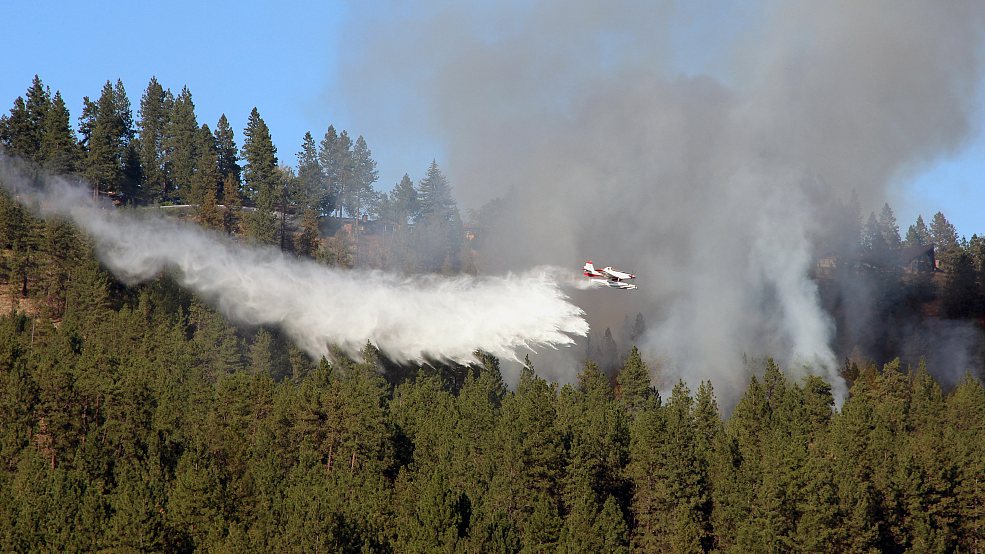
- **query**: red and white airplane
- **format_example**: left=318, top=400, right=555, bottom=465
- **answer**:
left=583, top=261, right=638, bottom=290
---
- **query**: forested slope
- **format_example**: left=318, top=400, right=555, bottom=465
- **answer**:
left=0, top=264, right=982, bottom=551
left=1, top=75, right=984, bottom=553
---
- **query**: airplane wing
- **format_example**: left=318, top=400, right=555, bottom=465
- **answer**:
left=601, top=267, right=635, bottom=281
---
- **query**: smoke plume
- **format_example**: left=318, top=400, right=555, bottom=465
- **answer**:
left=0, top=158, right=588, bottom=364
left=335, top=1, right=985, bottom=402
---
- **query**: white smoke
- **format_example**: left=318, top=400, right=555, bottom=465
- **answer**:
left=0, top=160, right=588, bottom=364
left=334, top=1, right=985, bottom=405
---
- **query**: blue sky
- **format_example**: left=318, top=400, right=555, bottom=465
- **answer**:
left=2, top=1, right=983, bottom=238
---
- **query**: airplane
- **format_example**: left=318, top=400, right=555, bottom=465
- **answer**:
left=583, top=260, right=638, bottom=290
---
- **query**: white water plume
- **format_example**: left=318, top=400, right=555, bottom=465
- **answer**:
left=0, top=160, right=588, bottom=363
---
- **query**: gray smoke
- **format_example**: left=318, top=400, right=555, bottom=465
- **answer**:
left=0, top=159, right=588, bottom=364
left=335, top=1, right=985, bottom=403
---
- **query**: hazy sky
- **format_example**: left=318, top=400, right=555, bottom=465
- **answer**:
left=2, top=0, right=983, bottom=237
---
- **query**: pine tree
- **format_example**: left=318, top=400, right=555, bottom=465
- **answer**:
left=221, top=173, right=243, bottom=234
left=398, top=468, right=463, bottom=552
left=213, top=113, right=240, bottom=187
left=558, top=479, right=603, bottom=554
left=944, top=374, right=985, bottom=551
left=107, top=460, right=166, bottom=551
left=19, top=75, right=52, bottom=164
left=295, top=131, right=324, bottom=213
left=82, top=82, right=124, bottom=196
left=163, top=86, right=198, bottom=202
left=486, top=364, right=564, bottom=541
left=166, top=446, right=227, bottom=549
left=594, top=495, right=630, bottom=554
left=942, top=248, right=979, bottom=318
left=293, top=208, right=321, bottom=258
left=905, top=214, right=932, bottom=247
left=137, top=77, right=170, bottom=202
left=190, top=124, right=220, bottom=208
left=931, top=211, right=959, bottom=269
left=241, top=108, right=279, bottom=244
left=113, top=79, right=140, bottom=201
left=317, top=125, right=341, bottom=216
left=616, top=346, right=653, bottom=416
left=862, top=211, right=891, bottom=266
left=0, top=75, right=54, bottom=165
left=417, top=159, right=454, bottom=221
left=341, top=135, right=378, bottom=221
left=3, top=201, right=42, bottom=300
left=878, top=203, right=901, bottom=250
left=392, top=173, right=419, bottom=224
left=559, top=361, right=629, bottom=522
left=40, top=91, right=79, bottom=174
left=333, top=130, right=354, bottom=217
left=0, top=97, right=34, bottom=159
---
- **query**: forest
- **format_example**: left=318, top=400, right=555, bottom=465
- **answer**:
left=0, top=75, right=984, bottom=552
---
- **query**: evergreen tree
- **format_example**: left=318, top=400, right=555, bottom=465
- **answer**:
left=616, top=346, right=653, bottom=416
left=78, top=80, right=135, bottom=198
left=905, top=214, right=932, bottom=247
left=82, top=81, right=126, bottom=196
left=942, top=248, right=980, bottom=318
left=595, top=495, right=630, bottom=554
left=598, top=327, right=619, bottom=371
left=333, top=130, right=354, bottom=217
left=392, top=173, right=419, bottom=224
left=930, top=211, right=959, bottom=268
left=945, top=374, right=985, bottom=551
left=295, top=131, right=324, bottom=213
left=241, top=108, right=279, bottom=244
left=559, top=361, right=629, bottom=519
left=1, top=75, right=54, bottom=164
left=486, top=364, right=564, bottom=543
left=190, top=123, right=220, bottom=208
left=968, top=234, right=985, bottom=275
left=163, top=86, right=198, bottom=202
left=417, top=159, right=455, bottom=221
left=316, top=125, right=341, bottom=216
left=861, top=211, right=891, bottom=266
left=4, top=203, right=42, bottom=299
left=189, top=123, right=223, bottom=229
left=4, top=75, right=53, bottom=164
left=213, top=113, right=240, bottom=188
left=341, top=135, right=378, bottom=221
left=0, top=96, right=34, bottom=159
left=137, top=76, right=170, bottom=202
left=113, top=79, right=141, bottom=201
left=397, top=468, right=463, bottom=552
left=107, top=461, right=166, bottom=551
left=77, top=95, right=97, bottom=153
left=558, top=479, right=603, bottom=554
left=878, top=202, right=901, bottom=250
left=40, top=91, right=79, bottom=174
left=293, top=208, right=321, bottom=258
left=221, top=173, right=243, bottom=234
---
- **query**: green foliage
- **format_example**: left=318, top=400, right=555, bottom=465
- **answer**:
left=137, top=76, right=170, bottom=202
left=3, top=76, right=985, bottom=553
left=81, top=80, right=134, bottom=198
left=163, top=86, right=199, bottom=203
left=241, top=108, right=279, bottom=245
left=616, top=346, right=653, bottom=416
left=214, top=113, right=241, bottom=187
left=40, top=91, right=79, bottom=174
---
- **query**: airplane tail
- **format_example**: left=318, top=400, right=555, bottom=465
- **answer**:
left=583, top=261, right=596, bottom=276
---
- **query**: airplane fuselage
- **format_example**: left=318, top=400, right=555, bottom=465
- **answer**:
left=583, top=260, right=638, bottom=290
